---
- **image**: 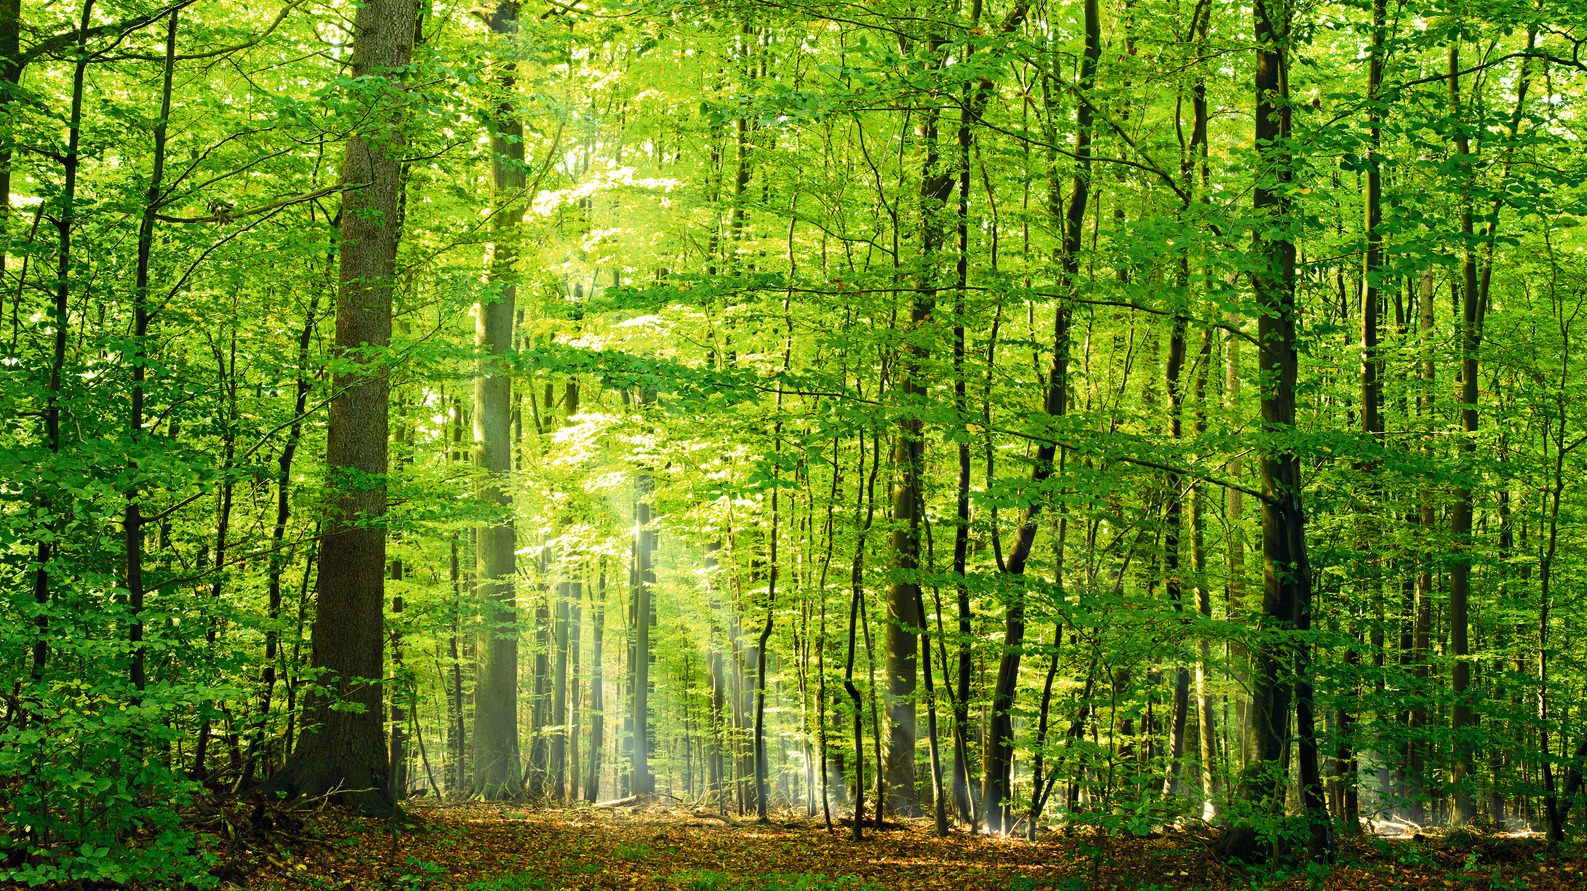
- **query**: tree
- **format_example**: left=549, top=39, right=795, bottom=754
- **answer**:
left=1218, top=0, right=1328, bottom=859
left=473, top=0, right=528, bottom=799
left=263, top=0, right=417, bottom=814
left=982, top=0, right=1082, bottom=836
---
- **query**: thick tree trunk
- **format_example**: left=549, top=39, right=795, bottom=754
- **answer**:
left=884, top=80, right=945, bottom=815
left=1218, top=0, right=1329, bottom=860
left=1445, top=39, right=1480, bottom=827
left=265, top=0, right=415, bottom=813
left=473, top=0, right=525, bottom=799
left=1163, top=311, right=1191, bottom=799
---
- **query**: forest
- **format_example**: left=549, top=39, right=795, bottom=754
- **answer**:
left=3, top=0, right=1587, bottom=886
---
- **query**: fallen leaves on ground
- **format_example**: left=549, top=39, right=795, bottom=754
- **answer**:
left=201, top=799, right=1587, bottom=891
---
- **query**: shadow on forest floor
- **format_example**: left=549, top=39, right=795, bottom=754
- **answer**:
left=148, top=798, right=1587, bottom=891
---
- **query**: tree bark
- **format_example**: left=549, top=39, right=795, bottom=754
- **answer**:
left=844, top=428, right=882, bottom=839
left=553, top=579, right=570, bottom=799
left=1443, top=27, right=1534, bottom=827
left=1445, top=37, right=1480, bottom=827
left=754, top=421, right=780, bottom=821
left=1217, top=0, right=1329, bottom=859
left=125, top=8, right=178, bottom=704
left=631, top=415, right=656, bottom=796
left=585, top=567, right=607, bottom=803
left=473, top=0, right=525, bottom=799
left=883, top=70, right=945, bottom=816
left=264, top=0, right=415, bottom=813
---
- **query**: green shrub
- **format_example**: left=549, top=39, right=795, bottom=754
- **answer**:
left=0, top=679, right=220, bottom=888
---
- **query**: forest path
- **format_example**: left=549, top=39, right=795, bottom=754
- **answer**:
left=223, top=800, right=1583, bottom=891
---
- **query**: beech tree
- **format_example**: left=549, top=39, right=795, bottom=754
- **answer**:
left=264, top=0, right=417, bottom=814
left=472, top=0, right=526, bottom=800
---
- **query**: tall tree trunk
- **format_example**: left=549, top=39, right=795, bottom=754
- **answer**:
left=125, top=8, right=178, bottom=705
left=568, top=579, right=582, bottom=799
left=1190, top=332, right=1219, bottom=816
left=445, top=401, right=469, bottom=790
left=388, top=390, right=417, bottom=802
left=1177, top=3, right=1219, bottom=814
left=1218, top=0, right=1329, bottom=859
left=631, top=408, right=657, bottom=796
left=390, top=560, right=409, bottom=800
left=264, top=0, right=415, bottom=812
left=528, top=546, right=550, bottom=798
left=704, top=543, right=726, bottom=805
left=844, top=428, right=881, bottom=839
left=1225, top=320, right=1249, bottom=772
left=915, top=581, right=949, bottom=836
left=254, top=281, right=320, bottom=780
left=1536, top=318, right=1571, bottom=843
left=1445, top=37, right=1480, bottom=827
left=753, top=356, right=790, bottom=819
left=473, top=0, right=525, bottom=798
left=1444, top=27, right=1534, bottom=826
left=754, top=419, right=780, bottom=820
left=553, top=579, right=570, bottom=799
left=585, top=566, right=607, bottom=802
left=1398, top=270, right=1437, bottom=822
left=1163, top=312, right=1191, bottom=800
left=884, top=74, right=946, bottom=816
left=32, top=0, right=97, bottom=692
left=194, top=339, right=241, bottom=776
left=982, top=0, right=1081, bottom=836
left=0, top=0, right=19, bottom=295
left=1332, top=0, right=1388, bottom=836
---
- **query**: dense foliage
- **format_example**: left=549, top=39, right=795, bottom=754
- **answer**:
left=2, top=0, right=1586, bottom=883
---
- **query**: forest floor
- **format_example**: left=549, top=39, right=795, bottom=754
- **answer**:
left=186, top=798, right=1587, bottom=891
